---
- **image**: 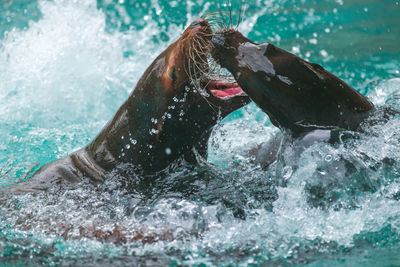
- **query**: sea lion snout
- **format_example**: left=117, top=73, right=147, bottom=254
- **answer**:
left=211, top=31, right=226, bottom=48
left=211, top=29, right=237, bottom=50
left=212, top=28, right=375, bottom=134
left=211, top=29, right=255, bottom=73
left=190, top=18, right=208, bottom=29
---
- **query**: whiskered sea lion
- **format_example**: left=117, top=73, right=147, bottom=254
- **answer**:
left=211, top=29, right=397, bottom=168
left=211, top=29, right=374, bottom=134
left=9, top=20, right=249, bottom=192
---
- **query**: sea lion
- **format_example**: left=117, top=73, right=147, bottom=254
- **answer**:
left=9, top=20, right=249, bottom=193
left=210, top=29, right=398, bottom=169
left=211, top=29, right=374, bottom=135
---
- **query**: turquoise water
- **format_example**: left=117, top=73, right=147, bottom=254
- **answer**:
left=0, top=0, right=400, bottom=266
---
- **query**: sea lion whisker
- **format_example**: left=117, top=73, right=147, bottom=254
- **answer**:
left=197, top=33, right=214, bottom=38
left=206, top=17, right=226, bottom=27
left=193, top=37, right=209, bottom=52
left=194, top=50, right=210, bottom=75
left=189, top=56, right=210, bottom=78
left=203, top=15, right=227, bottom=32
left=192, top=52, right=210, bottom=67
left=237, top=0, right=243, bottom=28
left=194, top=64, right=210, bottom=78
left=190, top=38, right=212, bottom=68
left=193, top=50, right=209, bottom=58
left=188, top=45, right=209, bottom=83
left=237, top=0, right=244, bottom=29
left=228, top=0, right=233, bottom=29
left=202, top=11, right=224, bottom=18
left=188, top=47, right=199, bottom=79
left=237, top=0, right=247, bottom=30
left=215, top=18, right=228, bottom=30
left=216, top=4, right=229, bottom=28
left=193, top=46, right=209, bottom=55
left=197, top=84, right=219, bottom=111
left=186, top=46, right=220, bottom=110
left=185, top=45, right=194, bottom=77
left=193, top=40, right=211, bottom=59
left=195, top=32, right=213, bottom=44
left=192, top=34, right=212, bottom=51
left=188, top=71, right=218, bottom=110
left=188, top=31, right=238, bottom=108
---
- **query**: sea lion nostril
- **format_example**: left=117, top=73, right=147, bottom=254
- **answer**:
left=190, top=20, right=206, bottom=29
left=211, top=33, right=226, bottom=48
left=190, top=21, right=201, bottom=28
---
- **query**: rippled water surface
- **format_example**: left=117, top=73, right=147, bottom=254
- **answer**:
left=0, top=0, right=399, bottom=266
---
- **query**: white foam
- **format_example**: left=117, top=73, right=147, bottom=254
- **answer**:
left=2, top=0, right=400, bottom=265
left=0, top=0, right=170, bottom=127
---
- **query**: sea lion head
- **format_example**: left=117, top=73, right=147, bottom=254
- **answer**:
left=91, top=20, right=250, bottom=172
left=133, top=19, right=250, bottom=118
left=211, top=29, right=373, bottom=135
left=156, top=19, right=250, bottom=114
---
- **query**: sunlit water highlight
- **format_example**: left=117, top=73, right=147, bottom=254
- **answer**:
left=0, top=0, right=399, bottom=266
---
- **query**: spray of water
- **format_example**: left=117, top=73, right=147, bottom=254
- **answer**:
left=1, top=0, right=400, bottom=266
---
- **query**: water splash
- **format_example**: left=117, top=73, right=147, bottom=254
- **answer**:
left=1, top=0, right=400, bottom=266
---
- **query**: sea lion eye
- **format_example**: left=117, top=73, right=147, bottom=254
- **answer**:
left=170, top=67, right=177, bottom=83
left=266, top=43, right=276, bottom=52
left=311, top=63, right=324, bottom=71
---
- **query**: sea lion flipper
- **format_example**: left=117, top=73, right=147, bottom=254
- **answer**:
left=249, top=133, right=282, bottom=169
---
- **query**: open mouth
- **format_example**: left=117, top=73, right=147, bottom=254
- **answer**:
left=200, top=56, right=247, bottom=100
left=207, top=80, right=246, bottom=100
left=186, top=21, right=247, bottom=101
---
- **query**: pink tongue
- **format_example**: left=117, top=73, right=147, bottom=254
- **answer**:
left=210, top=87, right=244, bottom=98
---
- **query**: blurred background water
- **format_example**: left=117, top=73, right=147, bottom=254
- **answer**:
left=0, top=0, right=399, bottom=266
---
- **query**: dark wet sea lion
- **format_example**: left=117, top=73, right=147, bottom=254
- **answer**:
left=210, top=29, right=400, bottom=170
left=210, top=29, right=400, bottom=209
left=211, top=29, right=374, bottom=136
left=9, top=20, right=249, bottom=192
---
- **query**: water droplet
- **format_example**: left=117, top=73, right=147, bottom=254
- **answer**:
left=150, top=128, right=159, bottom=135
left=325, top=155, right=333, bottom=162
left=320, top=50, right=328, bottom=57
left=165, top=148, right=172, bottom=155
left=309, top=39, right=317, bottom=45
left=282, top=166, right=293, bottom=180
